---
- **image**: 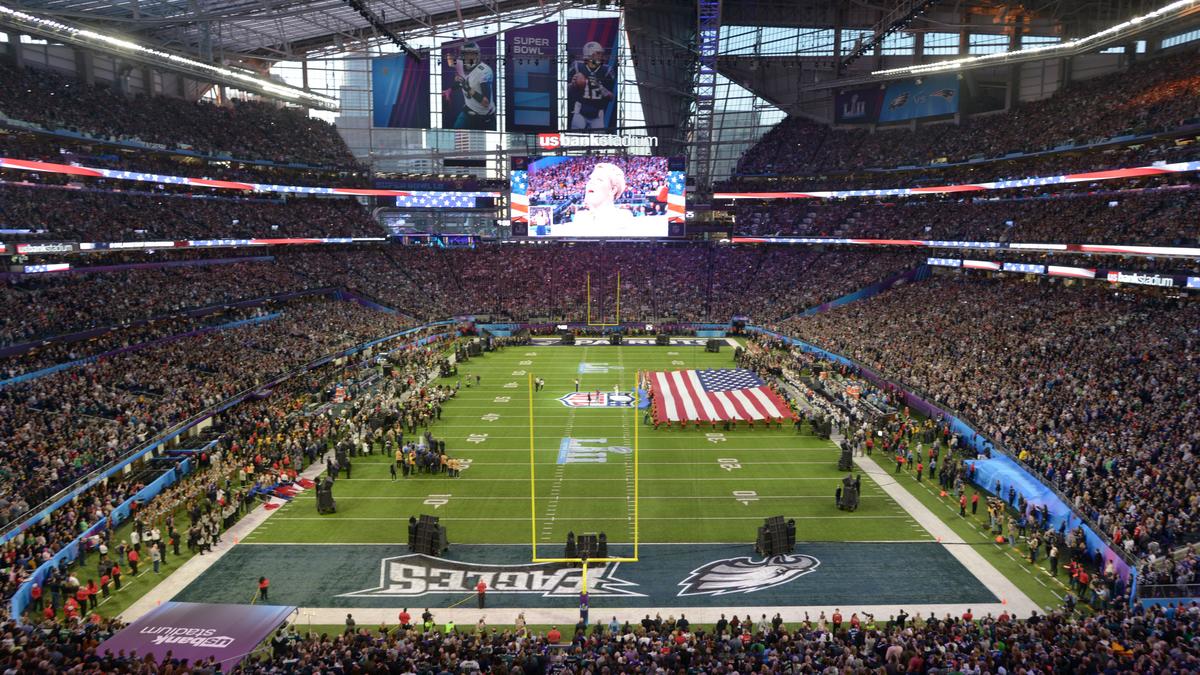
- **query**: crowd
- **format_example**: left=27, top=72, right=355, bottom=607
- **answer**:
left=3, top=601, right=1200, bottom=672
left=434, top=245, right=920, bottom=323
left=0, top=183, right=380, bottom=241
left=719, top=134, right=1200, bottom=194
left=0, top=62, right=357, bottom=168
left=1, top=245, right=923, bottom=388
left=733, top=47, right=1200, bottom=177
left=0, top=129, right=369, bottom=190
left=0, top=296, right=412, bottom=526
left=1, top=323, right=451, bottom=620
left=0, top=180, right=379, bottom=240
left=0, top=259, right=318, bottom=347
left=731, top=185, right=1200, bottom=245
left=783, top=273, right=1200, bottom=562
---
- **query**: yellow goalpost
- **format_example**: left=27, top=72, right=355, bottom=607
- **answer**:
left=527, top=373, right=639, bottom=591
left=585, top=271, right=621, bottom=326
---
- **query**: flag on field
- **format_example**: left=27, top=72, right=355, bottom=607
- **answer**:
left=648, top=368, right=795, bottom=425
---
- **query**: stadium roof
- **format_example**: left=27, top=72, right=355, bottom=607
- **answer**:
left=5, top=0, right=555, bottom=58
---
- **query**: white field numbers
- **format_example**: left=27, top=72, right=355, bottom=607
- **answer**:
left=423, top=494, right=451, bottom=509
left=733, top=490, right=759, bottom=505
left=718, top=458, right=741, bottom=471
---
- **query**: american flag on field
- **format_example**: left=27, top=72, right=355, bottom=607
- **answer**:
left=648, top=368, right=795, bottom=425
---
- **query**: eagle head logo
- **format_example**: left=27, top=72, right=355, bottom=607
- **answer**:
left=677, top=554, right=820, bottom=597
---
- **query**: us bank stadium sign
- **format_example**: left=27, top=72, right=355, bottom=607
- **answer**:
left=537, top=133, right=658, bottom=150
left=339, top=554, right=645, bottom=599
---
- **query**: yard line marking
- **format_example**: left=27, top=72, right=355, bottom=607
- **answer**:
left=274, top=515, right=915, bottom=521
left=327, top=476, right=859, bottom=481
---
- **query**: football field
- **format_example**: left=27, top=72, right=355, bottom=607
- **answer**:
left=249, top=340, right=927, bottom=546
left=170, top=339, right=1015, bottom=615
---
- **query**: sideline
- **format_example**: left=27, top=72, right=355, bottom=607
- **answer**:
left=853, top=454, right=1040, bottom=617
left=118, top=459, right=329, bottom=622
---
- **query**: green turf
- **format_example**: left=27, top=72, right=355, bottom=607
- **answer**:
left=249, top=344, right=928, bottom=547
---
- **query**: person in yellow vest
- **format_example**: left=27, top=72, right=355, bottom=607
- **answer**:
left=396, top=447, right=407, bottom=477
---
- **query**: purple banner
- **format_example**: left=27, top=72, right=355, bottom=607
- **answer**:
left=372, top=52, right=431, bottom=129
left=99, top=602, right=295, bottom=665
left=506, top=23, right=558, bottom=132
left=834, top=87, right=883, bottom=124
left=441, top=36, right=498, bottom=130
left=566, top=18, right=620, bottom=132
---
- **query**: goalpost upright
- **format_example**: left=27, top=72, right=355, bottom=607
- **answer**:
left=585, top=271, right=621, bottom=327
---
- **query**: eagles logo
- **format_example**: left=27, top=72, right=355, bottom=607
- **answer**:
left=677, top=554, right=820, bottom=597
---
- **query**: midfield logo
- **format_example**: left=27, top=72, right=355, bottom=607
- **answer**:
left=340, top=554, right=645, bottom=598
left=557, top=392, right=634, bottom=408
left=677, top=554, right=820, bottom=597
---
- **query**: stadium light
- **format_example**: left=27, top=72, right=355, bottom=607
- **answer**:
left=871, top=0, right=1200, bottom=78
left=0, top=3, right=339, bottom=111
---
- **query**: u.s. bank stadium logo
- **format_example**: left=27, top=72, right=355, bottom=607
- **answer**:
left=140, top=627, right=236, bottom=649
left=558, top=392, right=634, bottom=408
left=339, top=554, right=645, bottom=599
left=677, top=554, right=820, bottom=597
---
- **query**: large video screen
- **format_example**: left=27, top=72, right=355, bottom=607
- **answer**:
left=511, top=155, right=685, bottom=238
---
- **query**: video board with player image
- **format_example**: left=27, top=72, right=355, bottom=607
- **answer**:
left=510, top=155, right=686, bottom=238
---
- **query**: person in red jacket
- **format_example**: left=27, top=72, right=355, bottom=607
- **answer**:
left=128, top=548, right=139, bottom=575
left=258, top=576, right=270, bottom=602
left=29, top=583, right=42, bottom=612
left=547, top=626, right=562, bottom=643
left=398, top=608, right=411, bottom=630
left=85, top=580, right=99, bottom=610
left=42, top=604, right=55, bottom=622
left=475, top=580, right=487, bottom=609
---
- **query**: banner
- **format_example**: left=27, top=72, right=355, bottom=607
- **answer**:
left=99, top=602, right=296, bottom=664
left=372, top=52, right=430, bottom=128
left=878, top=73, right=959, bottom=123
left=834, top=87, right=883, bottom=124
left=566, top=18, right=620, bottom=132
left=505, top=23, right=558, bottom=132
left=440, top=36, right=498, bottom=130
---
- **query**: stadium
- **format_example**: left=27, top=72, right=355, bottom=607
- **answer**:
left=0, top=0, right=1197, bottom=669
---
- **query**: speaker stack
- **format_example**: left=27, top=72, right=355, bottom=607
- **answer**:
left=755, top=516, right=796, bottom=557
left=608, top=334, right=622, bottom=345
left=560, top=334, right=576, bottom=345
left=705, top=339, right=722, bottom=353
left=408, top=514, right=449, bottom=555
left=655, top=334, right=670, bottom=346
left=566, top=531, right=607, bottom=560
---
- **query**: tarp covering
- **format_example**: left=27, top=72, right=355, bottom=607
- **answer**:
left=99, top=602, right=295, bottom=665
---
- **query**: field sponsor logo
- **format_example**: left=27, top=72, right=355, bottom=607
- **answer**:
left=677, top=554, right=820, bottom=597
left=532, top=337, right=709, bottom=346
left=339, top=554, right=644, bottom=598
left=556, top=437, right=631, bottom=464
left=558, top=392, right=634, bottom=408
left=579, top=362, right=623, bottom=374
